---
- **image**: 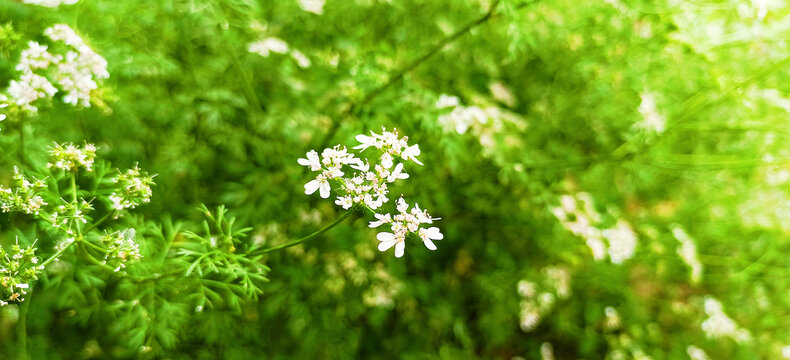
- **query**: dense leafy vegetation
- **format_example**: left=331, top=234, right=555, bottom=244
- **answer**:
left=0, top=0, right=789, bottom=358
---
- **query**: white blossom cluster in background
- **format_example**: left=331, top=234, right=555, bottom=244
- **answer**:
left=298, top=128, right=442, bottom=258
left=516, top=266, right=571, bottom=332
left=551, top=193, right=638, bottom=264
left=109, top=166, right=155, bottom=212
left=633, top=91, right=666, bottom=135
left=0, top=167, right=48, bottom=215
left=603, top=306, right=622, bottom=331
left=247, top=37, right=311, bottom=68
left=101, top=229, right=142, bottom=272
left=297, top=0, right=324, bottom=15
left=0, top=239, right=44, bottom=305
left=686, top=345, right=711, bottom=360
left=671, top=226, right=704, bottom=285
left=435, top=93, right=524, bottom=154
left=22, top=0, right=78, bottom=7
left=48, top=142, right=97, bottom=172
left=0, top=94, right=8, bottom=124
left=6, top=24, right=108, bottom=112
left=701, top=297, right=751, bottom=343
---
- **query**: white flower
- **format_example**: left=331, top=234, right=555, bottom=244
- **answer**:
left=687, top=346, right=710, bottom=360
left=16, top=41, right=57, bottom=72
left=369, top=213, right=392, bottom=228
left=304, top=175, right=331, bottom=198
left=602, top=220, right=637, bottom=264
left=354, top=133, right=378, bottom=151
left=672, top=226, right=703, bottom=284
left=247, top=37, right=289, bottom=57
left=22, top=0, right=78, bottom=7
left=335, top=196, right=353, bottom=209
left=377, top=232, right=405, bottom=258
left=380, top=152, right=394, bottom=169
left=349, top=160, right=369, bottom=172
left=401, top=144, right=423, bottom=165
left=8, top=72, right=58, bottom=111
left=298, top=0, right=324, bottom=15
left=435, top=94, right=460, bottom=109
left=290, top=50, right=311, bottom=68
left=635, top=91, right=665, bottom=134
left=701, top=297, right=750, bottom=342
left=418, top=227, right=443, bottom=250
left=297, top=150, right=322, bottom=171
left=387, top=163, right=409, bottom=182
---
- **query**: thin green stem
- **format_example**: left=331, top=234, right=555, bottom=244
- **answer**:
left=70, top=173, right=77, bottom=203
left=77, top=238, right=105, bottom=253
left=70, top=173, right=82, bottom=235
left=320, top=0, right=503, bottom=146
left=40, top=239, right=77, bottom=268
left=17, top=296, right=29, bottom=360
left=249, top=209, right=356, bottom=256
left=83, top=212, right=113, bottom=234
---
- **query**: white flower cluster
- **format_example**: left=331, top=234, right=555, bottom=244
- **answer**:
left=0, top=239, right=43, bottom=306
left=370, top=197, right=442, bottom=258
left=701, top=297, right=751, bottom=343
left=603, top=306, right=622, bottom=331
left=7, top=70, right=57, bottom=112
left=298, top=128, right=442, bottom=258
left=6, top=24, right=108, bottom=111
left=0, top=167, right=48, bottom=215
left=435, top=94, right=523, bottom=153
left=49, top=199, right=94, bottom=235
left=101, top=229, right=142, bottom=272
left=686, top=345, right=710, bottom=360
left=634, top=91, right=666, bottom=134
left=362, top=263, right=403, bottom=308
left=551, top=193, right=638, bottom=264
left=109, top=166, right=155, bottom=212
left=298, top=0, right=324, bottom=15
left=47, top=142, right=97, bottom=172
left=22, top=0, right=78, bottom=7
left=247, top=37, right=311, bottom=68
left=671, top=226, right=703, bottom=285
left=517, top=266, right=571, bottom=332
left=0, top=94, right=7, bottom=124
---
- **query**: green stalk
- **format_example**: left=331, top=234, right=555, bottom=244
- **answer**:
left=249, top=209, right=356, bottom=256
left=17, top=295, right=29, bottom=360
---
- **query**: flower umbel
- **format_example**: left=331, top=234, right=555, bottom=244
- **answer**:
left=109, top=166, right=155, bottom=212
left=298, top=128, right=442, bottom=258
left=370, top=197, right=442, bottom=258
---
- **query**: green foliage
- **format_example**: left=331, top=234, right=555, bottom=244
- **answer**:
left=0, top=0, right=789, bottom=359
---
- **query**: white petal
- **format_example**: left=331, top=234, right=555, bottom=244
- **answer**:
left=425, top=227, right=444, bottom=240
left=380, top=153, right=393, bottom=169
left=377, top=232, right=395, bottom=242
left=378, top=239, right=396, bottom=252
left=394, top=241, right=405, bottom=258
left=423, top=239, right=437, bottom=250
left=396, top=197, right=408, bottom=213
left=304, top=179, right=320, bottom=195
left=319, top=181, right=331, bottom=198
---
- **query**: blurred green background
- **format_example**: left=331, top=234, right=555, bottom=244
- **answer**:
left=1, top=0, right=790, bottom=358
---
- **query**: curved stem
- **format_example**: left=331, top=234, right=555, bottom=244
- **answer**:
left=351, top=0, right=501, bottom=115
left=320, top=0, right=503, bottom=147
left=249, top=209, right=356, bottom=256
